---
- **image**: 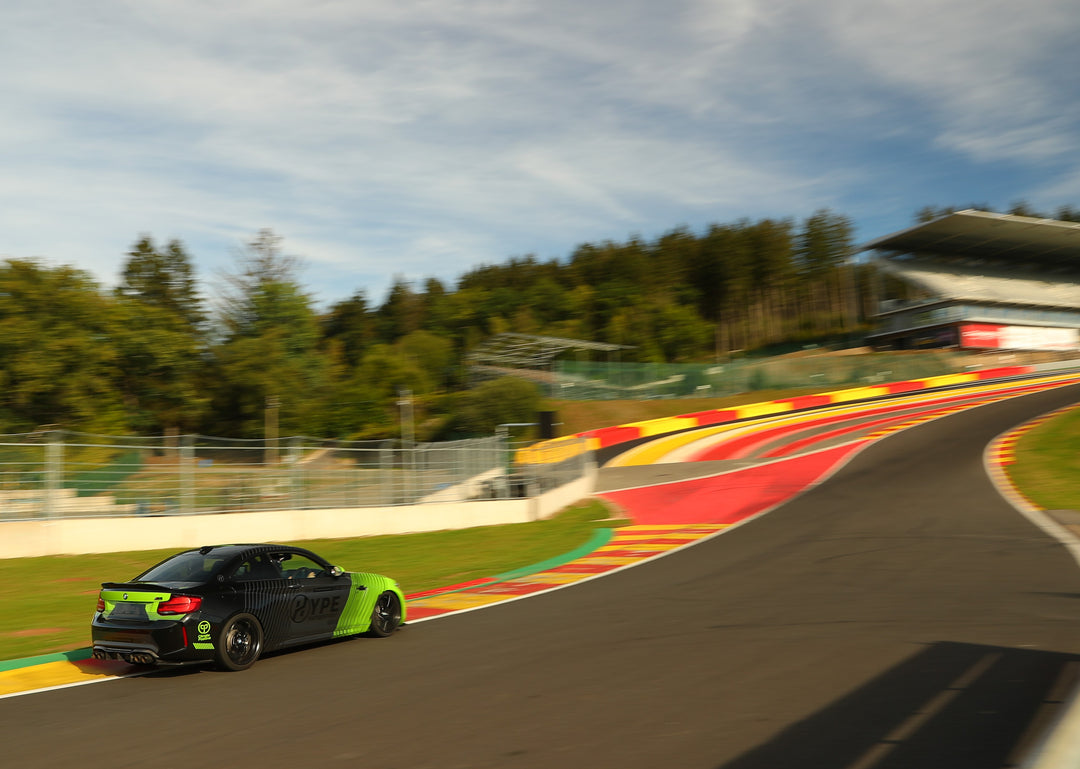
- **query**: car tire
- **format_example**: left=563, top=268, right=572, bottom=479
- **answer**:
left=215, top=613, right=264, bottom=671
left=365, top=591, right=402, bottom=638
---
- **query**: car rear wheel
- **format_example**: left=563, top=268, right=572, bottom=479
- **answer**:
left=366, top=592, right=402, bottom=637
left=215, top=613, right=263, bottom=671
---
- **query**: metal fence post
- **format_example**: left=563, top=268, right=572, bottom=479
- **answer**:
left=289, top=438, right=303, bottom=510
left=180, top=435, right=195, bottom=515
left=380, top=440, right=392, bottom=505
left=44, top=430, right=63, bottom=518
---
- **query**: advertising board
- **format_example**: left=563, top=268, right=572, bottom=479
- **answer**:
left=959, top=323, right=1079, bottom=350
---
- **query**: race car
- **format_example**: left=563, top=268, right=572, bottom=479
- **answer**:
left=91, top=543, right=405, bottom=671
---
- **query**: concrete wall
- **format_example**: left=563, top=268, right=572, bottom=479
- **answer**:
left=0, top=461, right=598, bottom=560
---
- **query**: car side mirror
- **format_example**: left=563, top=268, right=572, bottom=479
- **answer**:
left=329, top=565, right=344, bottom=578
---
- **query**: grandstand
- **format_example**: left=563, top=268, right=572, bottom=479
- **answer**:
left=466, top=332, right=633, bottom=390
left=862, top=210, right=1080, bottom=351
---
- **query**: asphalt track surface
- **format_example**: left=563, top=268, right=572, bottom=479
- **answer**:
left=5, top=383, right=1080, bottom=769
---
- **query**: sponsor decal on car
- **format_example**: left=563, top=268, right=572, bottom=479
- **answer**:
left=290, top=593, right=343, bottom=623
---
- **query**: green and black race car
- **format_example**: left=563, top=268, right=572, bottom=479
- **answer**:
left=91, top=544, right=405, bottom=671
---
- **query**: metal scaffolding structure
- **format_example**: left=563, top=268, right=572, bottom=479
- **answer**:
left=466, top=332, right=633, bottom=390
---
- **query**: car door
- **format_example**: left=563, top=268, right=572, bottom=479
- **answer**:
left=225, top=553, right=296, bottom=650
left=275, top=551, right=352, bottom=643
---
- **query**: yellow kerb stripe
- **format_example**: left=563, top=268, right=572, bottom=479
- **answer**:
left=823, top=386, right=890, bottom=403
left=577, top=556, right=645, bottom=566
left=919, top=373, right=976, bottom=388
left=0, top=659, right=132, bottom=698
left=734, top=401, right=792, bottom=419
left=521, top=573, right=587, bottom=585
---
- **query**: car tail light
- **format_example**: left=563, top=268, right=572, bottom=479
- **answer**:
left=157, top=595, right=202, bottom=615
left=95, top=593, right=105, bottom=612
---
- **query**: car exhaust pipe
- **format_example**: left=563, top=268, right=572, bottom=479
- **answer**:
left=119, top=652, right=147, bottom=665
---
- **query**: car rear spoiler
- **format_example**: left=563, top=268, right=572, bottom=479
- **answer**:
left=99, top=582, right=177, bottom=592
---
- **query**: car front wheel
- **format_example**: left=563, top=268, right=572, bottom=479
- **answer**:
left=215, top=613, right=264, bottom=671
left=366, top=592, right=402, bottom=638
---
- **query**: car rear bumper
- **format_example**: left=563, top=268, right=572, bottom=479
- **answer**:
left=91, top=613, right=211, bottom=665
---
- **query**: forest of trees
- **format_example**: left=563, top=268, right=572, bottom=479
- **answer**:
left=1, top=202, right=1074, bottom=440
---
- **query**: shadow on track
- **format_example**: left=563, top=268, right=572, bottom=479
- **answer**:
left=718, top=641, right=1078, bottom=769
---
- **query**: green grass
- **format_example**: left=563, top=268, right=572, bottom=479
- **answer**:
left=1007, top=406, right=1080, bottom=511
left=0, top=499, right=620, bottom=662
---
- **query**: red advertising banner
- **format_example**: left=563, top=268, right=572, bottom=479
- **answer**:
left=960, top=323, right=1002, bottom=349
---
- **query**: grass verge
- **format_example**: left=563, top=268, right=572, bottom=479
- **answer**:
left=1006, top=405, right=1080, bottom=511
left=0, top=499, right=621, bottom=662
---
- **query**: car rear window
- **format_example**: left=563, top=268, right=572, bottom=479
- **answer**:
left=137, top=551, right=232, bottom=583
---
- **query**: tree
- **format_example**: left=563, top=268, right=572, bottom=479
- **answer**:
left=915, top=203, right=994, bottom=223
left=397, top=330, right=454, bottom=388
left=526, top=277, right=570, bottom=327
left=1008, top=200, right=1040, bottom=218
left=420, top=277, right=450, bottom=335
left=797, top=210, right=851, bottom=276
left=117, top=236, right=204, bottom=328
left=376, top=277, right=424, bottom=342
left=652, top=227, right=699, bottom=302
left=1055, top=205, right=1080, bottom=223
left=0, top=260, right=128, bottom=433
left=747, top=218, right=795, bottom=286
left=218, top=229, right=318, bottom=353
left=114, top=235, right=208, bottom=432
left=321, top=291, right=375, bottom=369
left=654, top=302, right=713, bottom=361
left=798, top=210, right=856, bottom=334
left=354, top=344, right=433, bottom=399
left=108, top=298, right=209, bottom=433
left=207, top=230, right=326, bottom=436
left=444, top=377, right=541, bottom=437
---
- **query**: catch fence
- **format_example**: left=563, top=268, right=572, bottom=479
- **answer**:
left=552, top=351, right=969, bottom=400
left=0, top=431, right=591, bottom=521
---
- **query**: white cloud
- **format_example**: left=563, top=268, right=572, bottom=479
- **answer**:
left=820, top=0, right=1080, bottom=162
left=0, top=0, right=1077, bottom=307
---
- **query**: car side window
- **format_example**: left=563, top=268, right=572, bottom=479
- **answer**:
left=278, top=553, right=327, bottom=580
left=231, top=554, right=282, bottom=582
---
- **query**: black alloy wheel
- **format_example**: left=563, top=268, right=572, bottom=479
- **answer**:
left=366, top=592, right=402, bottom=638
left=215, top=613, right=264, bottom=671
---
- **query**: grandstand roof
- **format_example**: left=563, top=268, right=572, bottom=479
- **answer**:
left=880, top=258, right=1080, bottom=310
left=862, top=209, right=1080, bottom=264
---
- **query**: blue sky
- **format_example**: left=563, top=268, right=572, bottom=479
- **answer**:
left=2, top=0, right=1079, bottom=309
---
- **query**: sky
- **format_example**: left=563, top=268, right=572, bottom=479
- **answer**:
left=2, top=0, right=1079, bottom=310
